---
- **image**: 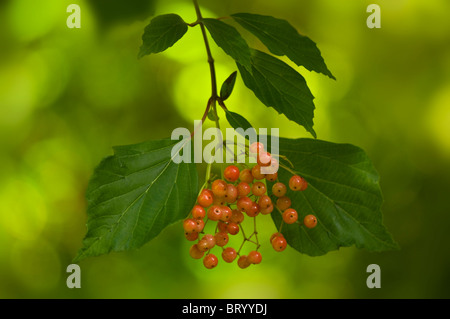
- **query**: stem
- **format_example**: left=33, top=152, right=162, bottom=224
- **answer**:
left=193, top=0, right=224, bottom=175
left=193, top=0, right=218, bottom=100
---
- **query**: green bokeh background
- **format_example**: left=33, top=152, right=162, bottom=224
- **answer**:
left=1, top=0, right=449, bottom=299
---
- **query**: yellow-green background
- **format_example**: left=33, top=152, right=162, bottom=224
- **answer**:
left=1, top=0, right=449, bottom=299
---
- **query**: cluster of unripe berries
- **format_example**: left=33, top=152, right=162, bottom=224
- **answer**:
left=183, top=142, right=317, bottom=269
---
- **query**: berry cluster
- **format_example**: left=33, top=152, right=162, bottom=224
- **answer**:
left=183, top=142, right=317, bottom=269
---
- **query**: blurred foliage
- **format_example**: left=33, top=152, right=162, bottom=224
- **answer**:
left=0, top=0, right=449, bottom=299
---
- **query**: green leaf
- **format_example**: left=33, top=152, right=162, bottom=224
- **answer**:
left=220, top=71, right=238, bottom=101
left=225, top=110, right=254, bottom=133
left=237, top=49, right=317, bottom=138
left=202, top=18, right=252, bottom=72
left=267, top=137, right=398, bottom=256
left=74, top=138, right=198, bottom=262
left=231, top=13, right=335, bottom=79
left=138, top=14, right=188, bottom=58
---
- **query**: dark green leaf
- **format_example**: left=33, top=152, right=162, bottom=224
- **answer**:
left=267, top=137, right=398, bottom=256
left=237, top=50, right=317, bottom=138
left=220, top=71, right=238, bottom=101
left=231, top=13, right=335, bottom=79
left=74, top=138, right=198, bottom=262
left=225, top=110, right=255, bottom=132
left=202, top=18, right=252, bottom=72
left=138, top=14, right=188, bottom=58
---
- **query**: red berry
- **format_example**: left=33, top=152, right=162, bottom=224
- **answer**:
left=289, top=175, right=308, bottom=191
left=249, top=142, right=265, bottom=155
left=237, top=196, right=253, bottom=213
left=265, top=172, right=278, bottom=182
left=237, top=255, right=251, bottom=269
left=224, top=165, right=240, bottom=182
left=215, top=232, right=229, bottom=247
left=269, top=158, right=279, bottom=173
left=230, top=209, right=244, bottom=224
left=207, top=205, right=223, bottom=221
left=218, top=221, right=228, bottom=233
left=222, top=247, right=237, bottom=263
left=258, top=195, right=272, bottom=209
left=183, top=219, right=197, bottom=233
left=272, top=182, right=287, bottom=197
left=194, top=218, right=205, bottom=233
left=247, top=251, right=262, bottom=264
left=282, top=208, right=298, bottom=224
left=303, top=214, right=318, bottom=229
left=197, top=189, right=213, bottom=207
left=252, top=182, right=266, bottom=196
left=246, top=202, right=260, bottom=217
left=272, top=235, right=287, bottom=252
left=237, top=182, right=251, bottom=197
left=260, top=204, right=274, bottom=215
left=185, top=231, right=199, bottom=241
left=251, top=165, right=265, bottom=180
left=257, top=152, right=272, bottom=167
left=203, top=254, right=218, bottom=269
left=189, top=244, right=205, bottom=259
left=201, top=234, right=216, bottom=250
left=197, top=239, right=209, bottom=252
left=211, top=179, right=227, bottom=197
left=224, top=184, right=238, bottom=203
left=227, top=222, right=240, bottom=235
left=270, top=232, right=283, bottom=243
left=276, top=196, right=291, bottom=211
left=239, top=168, right=254, bottom=184
left=220, top=206, right=233, bottom=222
left=213, top=196, right=226, bottom=207
left=191, top=205, right=206, bottom=219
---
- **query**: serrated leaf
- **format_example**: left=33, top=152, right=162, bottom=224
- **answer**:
left=74, top=138, right=198, bottom=262
left=220, top=71, right=238, bottom=101
left=267, top=137, right=398, bottom=256
left=138, top=14, right=188, bottom=58
left=237, top=49, right=317, bottom=138
left=231, top=13, right=335, bottom=79
left=202, top=18, right=252, bottom=72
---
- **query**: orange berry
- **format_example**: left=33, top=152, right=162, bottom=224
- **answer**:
left=189, top=244, right=205, bottom=259
left=239, top=168, right=254, bottom=184
left=249, top=142, right=264, bottom=155
left=257, top=152, right=272, bottom=167
left=252, top=182, right=267, bottom=196
left=272, top=235, right=287, bottom=252
left=272, top=182, right=287, bottom=197
left=222, top=247, right=237, bottom=263
left=237, top=255, right=251, bottom=269
left=224, top=165, right=240, bottom=182
left=276, top=196, right=291, bottom=211
left=207, top=205, right=223, bottom=221
left=282, top=208, right=298, bottom=224
left=191, top=205, right=206, bottom=219
left=304, top=214, right=318, bottom=229
left=197, top=189, right=213, bottom=207
left=289, top=175, right=308, bottom=191
left=212, top=179, right=228, bottom=197
left=251, top=165, right=265, bottom=180
left=247, top=251, right=262, bottom=264
left=203, top=254, right=218, bottom=269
